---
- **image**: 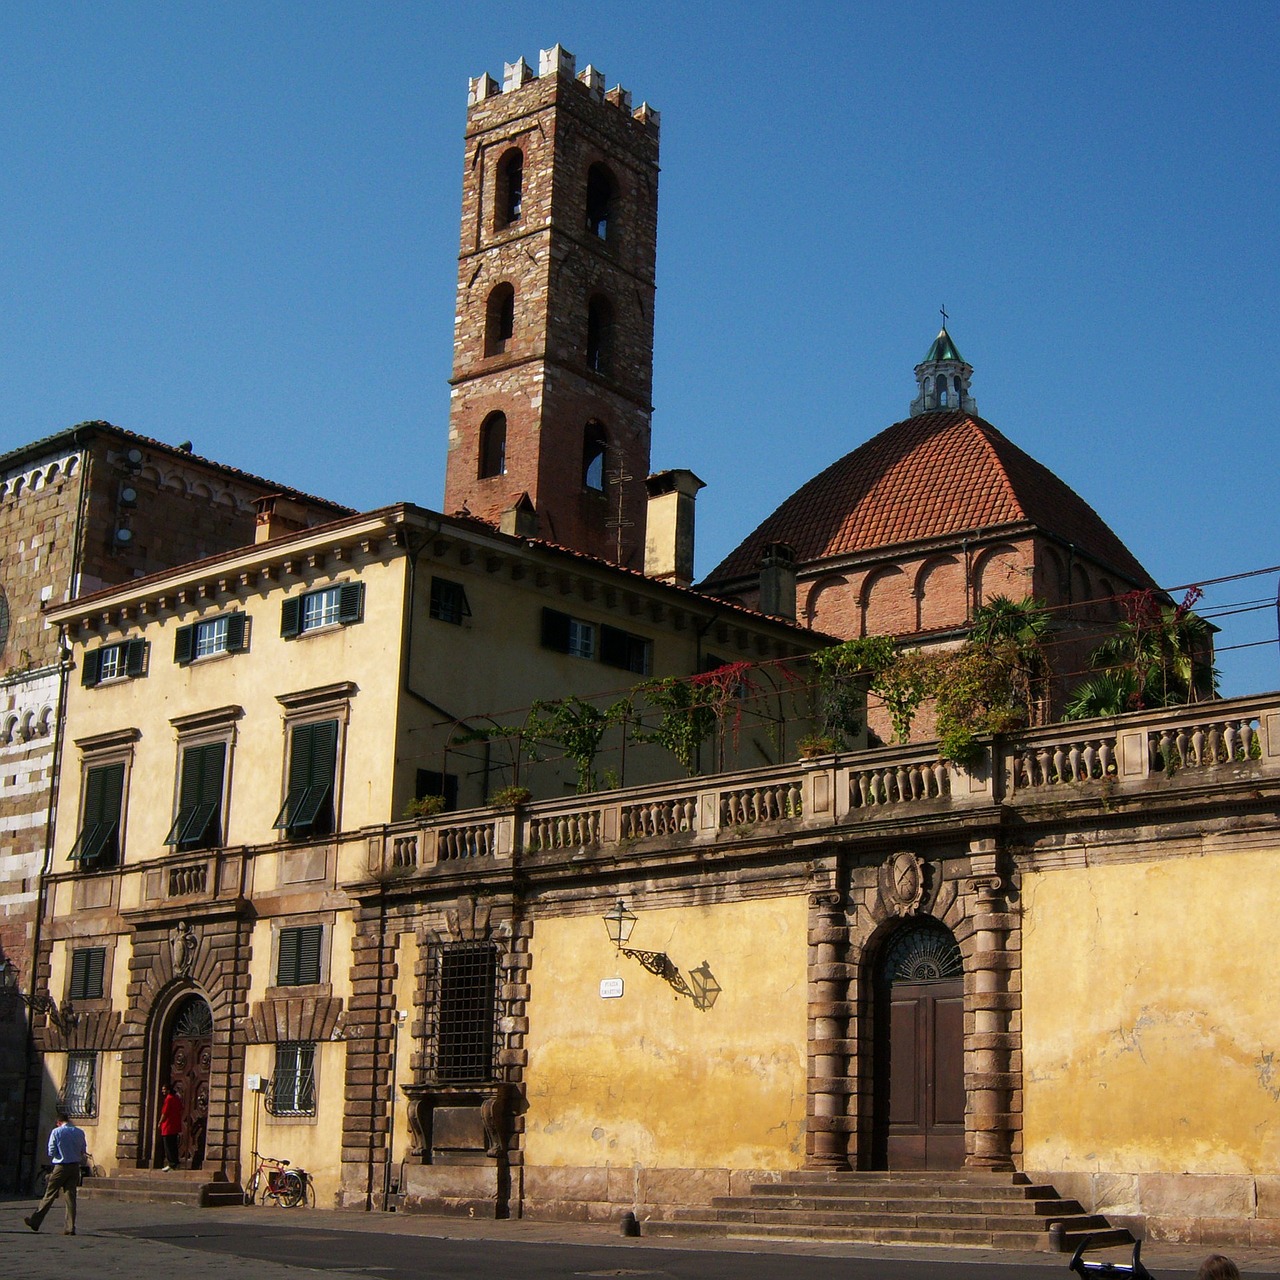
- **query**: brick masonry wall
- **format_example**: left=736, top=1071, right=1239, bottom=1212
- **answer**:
left=445, top=68, right=658, bottom=568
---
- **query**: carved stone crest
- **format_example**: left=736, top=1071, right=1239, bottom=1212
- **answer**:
left=878, top=852, right=926, bottom=918
left=171, top=920, right=198, bottom=977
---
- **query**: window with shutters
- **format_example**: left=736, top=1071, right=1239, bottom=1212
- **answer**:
left=429, top=578, right=471, bottom=626
left=62, top=1052, right=98, bottom=1119
left=280, top=583, right=364, bottom=639
left=415, top=769, right=459, bottom=812
left=274, top=719, right=339, bottom=836
left=164, top=741, right=226, bottom=850
left=82, top=638, right=147, bottom=687
left=69, top=763, right=126, bottom=868
left=600, top=624, right=652, bottom=675
left=68, top=947, right=107, bottom=1001
left=275, top=924, right=324, bottom=987
left=435, top=943, right=498, bottom=1083
left=174, top=612, right=247, bottom=665
left=541, top=608, right=596, bottom=660
left=271, top=1042, right=316, bottom=1117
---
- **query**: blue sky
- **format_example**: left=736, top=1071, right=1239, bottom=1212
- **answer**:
left=2, top=2, right=1276, bottom=695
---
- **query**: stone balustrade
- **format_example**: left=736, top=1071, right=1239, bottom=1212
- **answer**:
left=356, top=693, right=1279, bottom=879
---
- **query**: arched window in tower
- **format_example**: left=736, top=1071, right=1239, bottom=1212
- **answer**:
left=936, top=375, right=949, bottom=407
left=582, top=422, right=608, bottom=491
left=953, top=375, right=963, bottom=402
left=586, top=295, right=613, bottom=374
left=484, top=283, right=515, bottom=356
left=497, top=149, right=523, bottom=227
left=478, top=412, right=507, bottom=479
left=585, top=163, right=615, bottom=241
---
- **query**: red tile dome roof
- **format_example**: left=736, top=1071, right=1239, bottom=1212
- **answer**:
left=701, top=410, right=1154, bottom=589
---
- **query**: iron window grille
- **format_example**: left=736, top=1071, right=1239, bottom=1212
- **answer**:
left=174, top=612, right=247, bottom=665
left=435, top=943, right=498, bottom=1083
left=276, top=925, right=323, bottom=987
left=273, top=720, right=338, bottom=836
left=62, top=1052, right=98, bottom=1119
left=429, top=578, right=471, bottom=626
left=68, top=947, right=106, bottom=1002
left=164, top=741, right=226, bottom=850
left=280, top=582, right=364, bottom=639
left=81, top=638, right=146, bottom=687
left=68, top=762, right=125, bottom=868
left=269, top=1042, right=316, bottom=1117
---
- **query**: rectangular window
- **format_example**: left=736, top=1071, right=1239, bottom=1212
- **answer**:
left=276, top=924, right=323, bottom=987
left=81, top=638, right=146, bottom=687
left=429, top=577, right=471, bottom=625
left=271, top=1042, right=316, bottom=1117
left=164, top=741, right=226, bottom=850
left=436, top=943, right=498, bottom=1083
left=540, top=608, right=595, bottom=660
left=174, top=613, right=247, bottom=665
left=69, top=763, right=125, bottom=867
left=273, top=720, right=338, bottom=836
left=68, top=947, right=106, bottom=1001
left=415, top=769, right=459, bottom=812
left=281, top=583, right=364, bottom=639
left=62, top=1052, right=98, bottom=1119
left=600, top=624, right=652, bottom=675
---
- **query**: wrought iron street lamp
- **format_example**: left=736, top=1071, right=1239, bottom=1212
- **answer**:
left=602, top=899, right=636, bottom=950
left=0, top=960, right=78, bottom=1035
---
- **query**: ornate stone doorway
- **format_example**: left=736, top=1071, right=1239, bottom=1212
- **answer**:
left=164, top=995, right=212, bottom=1169
left=871, top=918, right=965, bottom=1170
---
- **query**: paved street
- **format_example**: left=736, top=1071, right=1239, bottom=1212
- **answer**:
left=3, top=1198, right=1279, bottom=1280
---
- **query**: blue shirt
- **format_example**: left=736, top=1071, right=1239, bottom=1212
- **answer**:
left=48, top=1121, right=88, bottom=1165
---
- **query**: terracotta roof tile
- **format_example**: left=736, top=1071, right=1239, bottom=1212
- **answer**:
left=702, top=411, right=1154, bottom=588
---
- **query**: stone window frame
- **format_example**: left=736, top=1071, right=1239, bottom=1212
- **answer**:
left=68, top=727, right=140, bottom=870
left=265, top=912, right=335, bottom=1002
left=61, top=1050, right=99, bottom=1120
left=63, top=937, right=117, bottom=1014
left=166, top=705, right=243, bottom=854
left=273, top=682, right=356, bottom=843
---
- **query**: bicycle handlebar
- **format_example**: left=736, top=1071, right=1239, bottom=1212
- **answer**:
left=1069, top=1236, right=1153, bottom=1280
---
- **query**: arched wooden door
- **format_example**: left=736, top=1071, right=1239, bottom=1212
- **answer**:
left=166, top=996, right=213, bottom=1170
left=872, top=918, right=965, bottom=1170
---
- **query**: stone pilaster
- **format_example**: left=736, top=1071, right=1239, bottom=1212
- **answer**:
left=806, top=889, right=852, bottom=1170
left=964, top=841, right=1017, bottom=1171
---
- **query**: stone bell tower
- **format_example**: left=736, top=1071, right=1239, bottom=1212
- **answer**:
left=443, top=45, right=660, bottom=569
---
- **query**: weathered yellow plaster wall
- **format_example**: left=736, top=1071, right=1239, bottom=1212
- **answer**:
left=1023, top=850, right=1280, bottom=1175
left=523, top=896, right=808, bottom=1170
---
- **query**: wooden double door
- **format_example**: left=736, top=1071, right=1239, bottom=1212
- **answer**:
left=872, top=920, right=966, bottom=1169
left=164, top=996, right=212, bottom=1169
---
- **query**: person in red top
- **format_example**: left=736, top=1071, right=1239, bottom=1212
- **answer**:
left=158, top=1084, right=184, bottom=1171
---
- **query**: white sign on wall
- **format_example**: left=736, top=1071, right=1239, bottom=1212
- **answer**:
left=599, top=977, right=624, bottom=999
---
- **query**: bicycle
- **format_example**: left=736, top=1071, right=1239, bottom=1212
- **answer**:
left=244, top=1151, right=314, bottom=1207
left=1070, top=1235, right=1154, bottom=1280
left=32, top=1153, right=102, bottom=1197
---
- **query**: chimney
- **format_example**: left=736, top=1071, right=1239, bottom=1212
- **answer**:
left=757, top=542, right=797, bottom=621
left=254, top=495, right=311, bottom=545
left=644, top=470, right=705, bottom=588
left=499, top=493, right=540, bottom=539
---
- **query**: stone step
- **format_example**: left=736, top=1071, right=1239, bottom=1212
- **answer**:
left=82, top=1171, right=244, bottom=1209
left=649, top=1218, right=1134, bottom=1252
left=750, top=1181, right=1065, bottom=1202
left=688, top=1206, right=1111, bottom=1232
left=700, top=1195, right=1088, bottom=1219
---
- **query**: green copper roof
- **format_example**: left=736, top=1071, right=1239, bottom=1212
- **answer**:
left=922, top=327, right=964, bottom=364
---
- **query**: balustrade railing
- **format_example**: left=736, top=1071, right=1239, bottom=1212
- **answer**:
left=358, top=693, right=1277, bottom=881
left=1149, top=714, right=1261, bottom=774
left=167, top=861, right=208, bottom=898
left=847, top=757, right=949, bottom=808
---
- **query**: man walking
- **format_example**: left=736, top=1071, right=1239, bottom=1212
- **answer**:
left=25, top=1107, right=87, bottom=1235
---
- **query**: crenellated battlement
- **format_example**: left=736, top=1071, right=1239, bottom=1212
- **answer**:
left=467, top=44, right=659, bottom=135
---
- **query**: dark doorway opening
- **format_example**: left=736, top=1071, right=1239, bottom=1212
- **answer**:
left=871, top=917, right=965, bottom=1170
left=163, top=995, right=213, bottom=1170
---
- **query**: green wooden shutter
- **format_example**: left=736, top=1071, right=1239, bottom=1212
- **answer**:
left=281, top=597, right=302, bottom=638
left=277, top=925, right=322, bottom=986
left=124, top=638, right=147, bottom=677
left=297, top=925, right=322, bottom=984
left=225, top=612, right=247, bottom=652
left=276, top=721, right=337, bottom=833
left=81, top=649, right=103, bottom=687
left=337, top=581, right=364, bottom=624
left=173, top=625, right=195, bottom=665
left=541, top=608, right=571, bottom=652
left=277, top=929, right=300, bottom=986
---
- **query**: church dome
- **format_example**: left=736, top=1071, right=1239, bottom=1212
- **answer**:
left=701, top=408, right=1155, bottom=589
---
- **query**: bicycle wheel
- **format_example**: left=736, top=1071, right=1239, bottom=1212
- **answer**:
left=243, top=1172, right=258, bottom=1206
left=280, top=1169, right=304, bottom=1207
left=32, top=1165, right=50, bottom=1198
